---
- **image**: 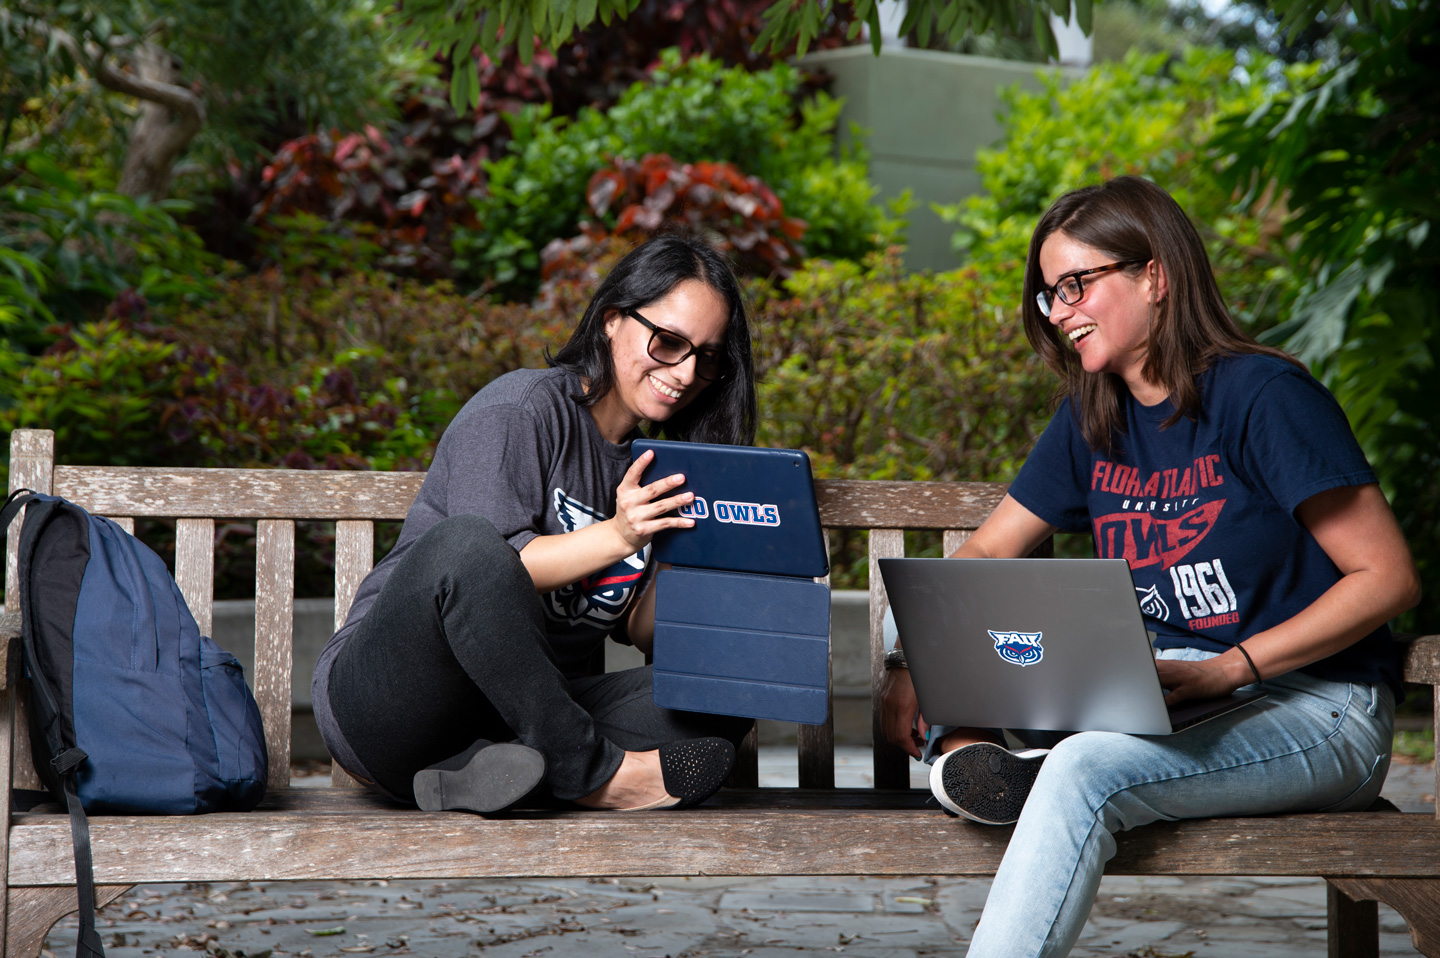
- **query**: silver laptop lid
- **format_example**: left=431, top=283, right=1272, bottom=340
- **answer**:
left=878, top=557, right=1178, bottom=735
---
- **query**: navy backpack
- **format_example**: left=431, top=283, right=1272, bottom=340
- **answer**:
left=2, top=490, right=268, bottom=958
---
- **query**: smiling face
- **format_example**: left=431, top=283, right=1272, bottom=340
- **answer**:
left=590, top=278, right=729, bottom=442
left=1038, top=231, right=1167, bottom=405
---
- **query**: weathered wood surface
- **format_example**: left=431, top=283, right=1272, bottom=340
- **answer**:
left=52, top=466, right=425, bottom=520
left=256, top=519, right=297, bottom=789
left=1330, top=878, right=1440, bottom=957
left=816, top=480, right=1008, bottom=530
left=5, top=431, right=54, bottom=616
left=1327, top=881, right=1379, bottom=958
left=1404, top=635, right=1440, bottom=684
left=333, top=519, right=375, bottom=631
left=5, top=885, right=130, bottom=958
left=0, top=612, right=18, bottom=694
left=868, top=529, right=908, bottom=790
left=175, top=517, right=215, bottom=638
left=8, top=426, right=1440, bottom=958
left=797, top=528, right=835, bottom=790
left=7, top=797, right=1440, bottom=886
left=48, top=465, right=1006, bottom=531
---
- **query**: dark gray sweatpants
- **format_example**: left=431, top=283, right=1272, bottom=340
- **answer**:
left=326, top=514, right=751, bottom=802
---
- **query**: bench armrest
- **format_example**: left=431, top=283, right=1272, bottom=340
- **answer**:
left=1401, top=633, right=1440, bottom=685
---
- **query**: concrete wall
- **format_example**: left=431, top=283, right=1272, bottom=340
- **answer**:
left=800, top=47, right=1061, bottom=274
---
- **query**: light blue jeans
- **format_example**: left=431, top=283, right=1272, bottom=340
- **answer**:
left=930, top=649, right=1395, bottom=958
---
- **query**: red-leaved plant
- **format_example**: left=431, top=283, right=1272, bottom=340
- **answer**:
left=542, top=154, right=807, bottom=282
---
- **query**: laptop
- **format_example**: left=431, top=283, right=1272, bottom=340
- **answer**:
left=633, top=438, right=828, bottom=579
left=877, top=557, right=1266, bottom=735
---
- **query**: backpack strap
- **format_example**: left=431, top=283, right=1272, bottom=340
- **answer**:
left=56, top=750, right=106, bottom=958
left=1, top=488, right=35, bottom=530
left=8, top=501, right=107, bottom=958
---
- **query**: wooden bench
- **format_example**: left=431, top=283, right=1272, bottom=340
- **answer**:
left=2, top=426, right=1438, bottom=958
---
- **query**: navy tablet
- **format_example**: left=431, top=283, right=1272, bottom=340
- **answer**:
left=632, top=439, right=828, bottom=579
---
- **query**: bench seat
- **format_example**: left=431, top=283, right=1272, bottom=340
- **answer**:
left=8, top=790, right=1440, bottom=884
left=4, top=428, right=1438, bottom=958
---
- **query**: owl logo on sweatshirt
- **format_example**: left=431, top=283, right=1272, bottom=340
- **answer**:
left=544, top=488, right=648, bottom=627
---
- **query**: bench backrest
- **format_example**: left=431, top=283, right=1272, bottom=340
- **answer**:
left=4, top=428, right=1009, bottom=792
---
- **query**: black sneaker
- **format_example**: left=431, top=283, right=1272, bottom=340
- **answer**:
left=413, top=741, right=546, bottom=815
left=929, top=742, right=1048, bottom=825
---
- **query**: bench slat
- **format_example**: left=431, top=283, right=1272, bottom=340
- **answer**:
left=943, top=529, right=971, bottom=555
left=868, top=529, right=909, bottom=789
left=5, top=431, right=55, bottom=613
left=7, top=801, right=1439, bottom=884
left=817, top=480, right=1007, bottom=530
left=256, top=519, right=295, bottom=789
left=49, top=466, right=1005, bottom=530
left=52, top=466, right=424, bottom=520
left=175, top=518, right=215, bottom=638
left=333, top=520, right=375, bottom=631
left=797, top=529, right=835, bottom=789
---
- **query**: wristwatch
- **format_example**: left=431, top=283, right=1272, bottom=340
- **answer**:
left=883, top=648, right=908, bottom=670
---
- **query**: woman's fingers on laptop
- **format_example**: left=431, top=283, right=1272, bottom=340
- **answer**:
left=1154, top=657, right=1237, bottom=706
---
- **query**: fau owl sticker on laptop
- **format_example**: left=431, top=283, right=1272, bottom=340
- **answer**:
left=990, top=630, right=1045, bottom=667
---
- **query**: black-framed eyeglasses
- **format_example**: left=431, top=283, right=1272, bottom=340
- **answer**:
left=626, top=309, right=728, bottom=382
left=1035, top=260, right=1148, bottom=317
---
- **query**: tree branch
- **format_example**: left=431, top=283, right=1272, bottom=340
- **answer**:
left=23, top=15, right=204, bottom=125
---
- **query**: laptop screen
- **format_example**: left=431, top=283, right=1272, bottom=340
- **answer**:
left=633, top=438, right=828, bottom=578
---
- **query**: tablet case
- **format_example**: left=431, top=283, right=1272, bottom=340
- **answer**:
left=639, top=441, right=831, bottom=726
left=652, top=567, right=830, bottom=726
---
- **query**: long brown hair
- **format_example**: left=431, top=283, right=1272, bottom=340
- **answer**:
left=1021, top=176, right=1299, bottom=452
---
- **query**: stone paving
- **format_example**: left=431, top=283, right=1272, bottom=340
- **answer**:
left=40, top=752, right=1434, bottom=958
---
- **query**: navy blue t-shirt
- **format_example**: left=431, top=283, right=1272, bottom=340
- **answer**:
left=1009, top=353, right=1400, bottom=692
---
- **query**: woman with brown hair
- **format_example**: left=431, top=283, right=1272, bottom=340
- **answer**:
left=881, top=176, right=1420, bottom=957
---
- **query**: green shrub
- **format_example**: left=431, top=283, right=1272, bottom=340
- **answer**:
left=165, top=269, right=567, bottom=434
left=754, top=250, right=1049, bottom=483
left=939, top=47, right=1301, bottom=332
left=752, top=250, right=1053, bottom=585
left=0, top=152, right=218, bottom=351
left=456, top=50, right=902, bottom=298
left=0, top=318, right=216, bottom=468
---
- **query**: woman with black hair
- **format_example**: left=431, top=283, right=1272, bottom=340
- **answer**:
left=881, top=176, right=1420, bottom=957
left=312, top=235, right=756, bottom=813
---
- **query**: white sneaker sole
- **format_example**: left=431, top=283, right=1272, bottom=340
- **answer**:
left=929, top=743, right=1049, bottom=825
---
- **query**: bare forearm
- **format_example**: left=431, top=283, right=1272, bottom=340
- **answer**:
left=1160, top=483, right=1420, bottom=701
left=518, top=519, right=635, bottom=594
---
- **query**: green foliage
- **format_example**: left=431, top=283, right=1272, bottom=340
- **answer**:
left=0, top=319, right=216, bottom=468
left=0, top=151, right=217, bottom=349
left=939, top=47, right=1300, bottom=331
left=752, top=249, right=1050, bottom=486
left=4, top=0, right=409, bottom=201
left=395, top=0, right=644, bottom=106
left=751, top=249, right=1052, bottom=584
left=392, top=0, right=1091, bottom=109
left=160, top=267, right=572, bottom=454
left=1209, top=0, right=1440, bottom=630
left=1392, top=728, right=1434, bottom=765
left=456, top=50, right=902, bottom=298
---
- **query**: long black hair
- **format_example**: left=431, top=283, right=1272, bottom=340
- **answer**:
left=549, top=235, right=757, bottom=445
